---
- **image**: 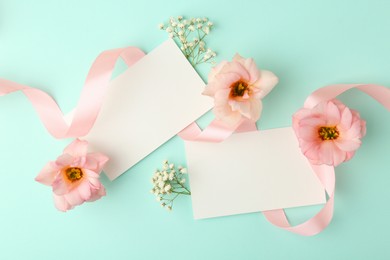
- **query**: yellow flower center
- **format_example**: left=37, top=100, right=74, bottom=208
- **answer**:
left=65, top=167, right=83, bottom=182
left=318, top=126, right=339, bottom=140
left=230, top=80, right=250, bottom=98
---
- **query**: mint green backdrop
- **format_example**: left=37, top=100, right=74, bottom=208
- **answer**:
left=1, top=0, right=389, bottom=259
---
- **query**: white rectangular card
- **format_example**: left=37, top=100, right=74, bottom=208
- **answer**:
left=185, top=127, right=326, bottom=219
left=83, top=39, right=213, bottom=180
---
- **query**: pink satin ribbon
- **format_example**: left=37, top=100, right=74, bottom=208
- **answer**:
left=178, top=118, right=258, bottom=141
left=180, top=84, right=390, bottom=236
left=0, top=47, right=145, bottom=139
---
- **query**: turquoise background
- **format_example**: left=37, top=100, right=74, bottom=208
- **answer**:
left=1, top=0, right=390, bottom=259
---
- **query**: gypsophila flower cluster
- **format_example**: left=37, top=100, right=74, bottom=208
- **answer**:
left=158, top=16, right=216, bottom=67
left=150, top=160, right=190, bottom=211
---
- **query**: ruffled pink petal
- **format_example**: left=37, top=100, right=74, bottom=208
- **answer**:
left=216, top=107, right=242, bottom=126
left=359, top=118, right=367, bottom=137
left=233, top=54, right=260, bottom=83
left=53, top=194, right=73, bottom=212
left=345, top=151, right=355, bottom=162
left=85, top=153, right=108, bottom=173
left=318, top=141, right=338, bottom=165
left=303, top=142, right=321, bottom=162
left=52, top=174, right=70, bottom=195
left=298, top=125, right=319, bottom=142
left=63, top=139, right=88, bottom=158
left=208, top=61, right=228, bottom=83
left=331, top=145, right=347, bottom=166
left=219, top=62, right=250, bottom=82
left=334, top=138, right=361, bottom=152
left=229, top=99, right=250, bottom=115
left=214, top=89, right=230, bottom=106
left=312, top=102, right=327, bottom=115
left=35, top=163, right=57, bottom=186
left=83, top=172, right=101, bottom=190
left=253, top=70, right=278, bottom=99
left=319, top=141, right=340, bottom=166
left=339, top=106, right=353, bottom=130
left=64, top=188, right=85, bottom=206
left=77, top=180, right=92, bottom=201
left=299, top=116, right=326, bottom=128
left=292, top=108, right=312, bottom=133
left=214, top=72, right=242, bottom=89
left=54, top=154, right=74, bottom=168
left=202, top=82, right=218, bottom=96
left=325, top=101, right=341, bottom=125
left=342, top=120, right=364, bottom=139
left=249, top=98, right=262, bottom=121
left=88, top=186, right=106, bottom=202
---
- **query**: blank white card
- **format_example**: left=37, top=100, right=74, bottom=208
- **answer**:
left=83, top=39, right=213, bottom=180
left=185, top=127, right=326, bottom=219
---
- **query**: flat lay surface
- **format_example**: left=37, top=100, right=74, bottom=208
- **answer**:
left=1, top=0, right=389, bottom=259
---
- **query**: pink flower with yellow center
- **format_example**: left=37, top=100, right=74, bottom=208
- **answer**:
left=292, top=99, right=366, bottom=166
left=202, top=54, right=278, bottom=126
left=35, top=139, right=108, bottom=211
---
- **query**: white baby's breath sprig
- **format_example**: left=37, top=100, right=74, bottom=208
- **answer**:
left=158, top=15, right=217, bottom=67
left=150, top=160, right=191, bottom=211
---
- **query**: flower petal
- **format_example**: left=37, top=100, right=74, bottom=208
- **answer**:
left=253, top=70, right=278, bottom=99
left=54, top=154, right=74, bottom=168
left=334, top=138, right=361, bottom=152
left=298, top=125, right=319, bottom=142
left=319, top=141, right=338, bottom=165
left=53, top=194, right=72, bottom=212
left=217, top=109, right=242, bottom=126
left=208, top=61, right=228, bottom=83
left=35, top=163, right=57, bottom=186
left=63, top=139, right=88, bottom=157
left=87, top=186, right=106, bottom=202
left=339, top=106, right=353, bottom=130
left=233, top=54, right=260, bottom=83
left=249, top=98, right=262, bottom=121
left=84, top=154, right=107, bottom=173
left=64, top=188, right=85, bottom=206
left=325, top=101, right=341, bottom=125
left=331, top=145, right=347, bottom=166
left=77, top=181, right=92, bottom=201
left=52, top=173, right=70, bottom=195
left=219, top=61, right=250, bottom=82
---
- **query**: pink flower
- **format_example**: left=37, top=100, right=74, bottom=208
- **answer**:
left=35, top=139, right=108, bottom=212
left=202, top=54, right=278, bottom=126
left=292, top=99, right=366, bottom=166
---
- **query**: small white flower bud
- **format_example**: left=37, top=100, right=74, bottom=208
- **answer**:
left=164, top=184, right=172, bottom=192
